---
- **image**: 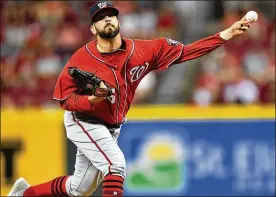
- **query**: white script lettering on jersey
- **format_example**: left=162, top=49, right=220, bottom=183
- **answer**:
left=98, top=2, right=107, bottom=8
left=130, top=62, right=149, bottom=82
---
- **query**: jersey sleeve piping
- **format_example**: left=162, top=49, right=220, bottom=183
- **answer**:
left=53, top=94, right=73, bottom=101
left=167, top=43, right=184, bottom=69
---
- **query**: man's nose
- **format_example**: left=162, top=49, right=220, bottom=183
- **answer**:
left=104, top=16, right=111, bottom=22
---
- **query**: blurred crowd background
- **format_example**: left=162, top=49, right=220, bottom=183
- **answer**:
left=1, top=0, right=275, bottom=108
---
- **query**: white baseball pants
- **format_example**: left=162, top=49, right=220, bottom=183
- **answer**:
left=63, top=111, right=126, bottom=196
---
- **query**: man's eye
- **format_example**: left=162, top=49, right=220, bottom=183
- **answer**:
left=99, top=15, right=105, bottom=20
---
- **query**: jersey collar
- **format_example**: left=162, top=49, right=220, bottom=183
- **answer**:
left=86, top=39, right=133, bottom=70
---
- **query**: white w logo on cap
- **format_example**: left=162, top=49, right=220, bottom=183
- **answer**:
left=98, top=2, right=107, bottom=8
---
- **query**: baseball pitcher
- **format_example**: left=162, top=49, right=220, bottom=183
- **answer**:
left=8, top=1, right=253, bottom=197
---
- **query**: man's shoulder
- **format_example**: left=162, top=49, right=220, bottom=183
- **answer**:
left=130, top=37, right=166, bottom=44
left=124, top=38, right=166, bottom=50
left=134, top=37, right=182, bottom=48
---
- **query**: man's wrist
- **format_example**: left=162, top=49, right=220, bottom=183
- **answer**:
left=88, top=95, right=104, bottom=103
left=219, top=28, right=233, bottom=41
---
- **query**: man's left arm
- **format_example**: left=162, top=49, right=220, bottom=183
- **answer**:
left=176, top=17, right=251, bottom=63
left=151, top=17, right=251, bottom=71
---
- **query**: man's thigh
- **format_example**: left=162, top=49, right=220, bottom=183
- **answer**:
left=65, top=114, right=126, bottom=179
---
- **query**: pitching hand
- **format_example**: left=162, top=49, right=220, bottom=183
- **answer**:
left=219, top=17, right=251, bottom=40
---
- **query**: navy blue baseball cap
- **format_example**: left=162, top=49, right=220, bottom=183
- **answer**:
left=90, top=1, right=119, bottom=24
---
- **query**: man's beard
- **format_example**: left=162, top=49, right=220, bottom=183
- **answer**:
left=96, top=24, right=120, bottom=39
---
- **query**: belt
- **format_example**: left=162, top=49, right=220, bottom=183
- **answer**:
left=73, top=112, right=121, bottom=129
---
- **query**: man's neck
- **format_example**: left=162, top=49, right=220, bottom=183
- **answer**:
left=96, top=34, right=122, bottom=53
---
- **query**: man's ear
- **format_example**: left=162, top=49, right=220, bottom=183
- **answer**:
left=90, top=24, right=96, bottom=35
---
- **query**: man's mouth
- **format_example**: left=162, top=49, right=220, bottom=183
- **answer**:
left=105, top=24, right=114, bottom=28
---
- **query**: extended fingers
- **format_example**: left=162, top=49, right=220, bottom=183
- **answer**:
left=239, top=26, right=249, bottom=31
left=240, top=16, right=248, bottom=22
left=236, top=19, right=250, bottom=30
left=240, top=23, right=251, bottom=30
left=238, top=23, right=251, bottom=32
left=239, top=19, right=251, bottom=25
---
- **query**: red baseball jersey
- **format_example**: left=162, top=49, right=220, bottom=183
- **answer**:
left=53, top=33, right=226, bottom=125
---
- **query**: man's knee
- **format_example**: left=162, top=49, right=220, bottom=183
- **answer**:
left=107, top=154, right=127, bottom=179
left=66, top=174, right=99, bottom=196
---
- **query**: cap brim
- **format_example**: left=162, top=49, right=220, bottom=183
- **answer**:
left=91, top=6, right=119, bottom=23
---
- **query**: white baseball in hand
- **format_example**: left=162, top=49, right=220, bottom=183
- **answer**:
left=245, top=11, right=258, bottom=22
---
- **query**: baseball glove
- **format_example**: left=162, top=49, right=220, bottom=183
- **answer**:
left=68, top=67, right=113, bottom=97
